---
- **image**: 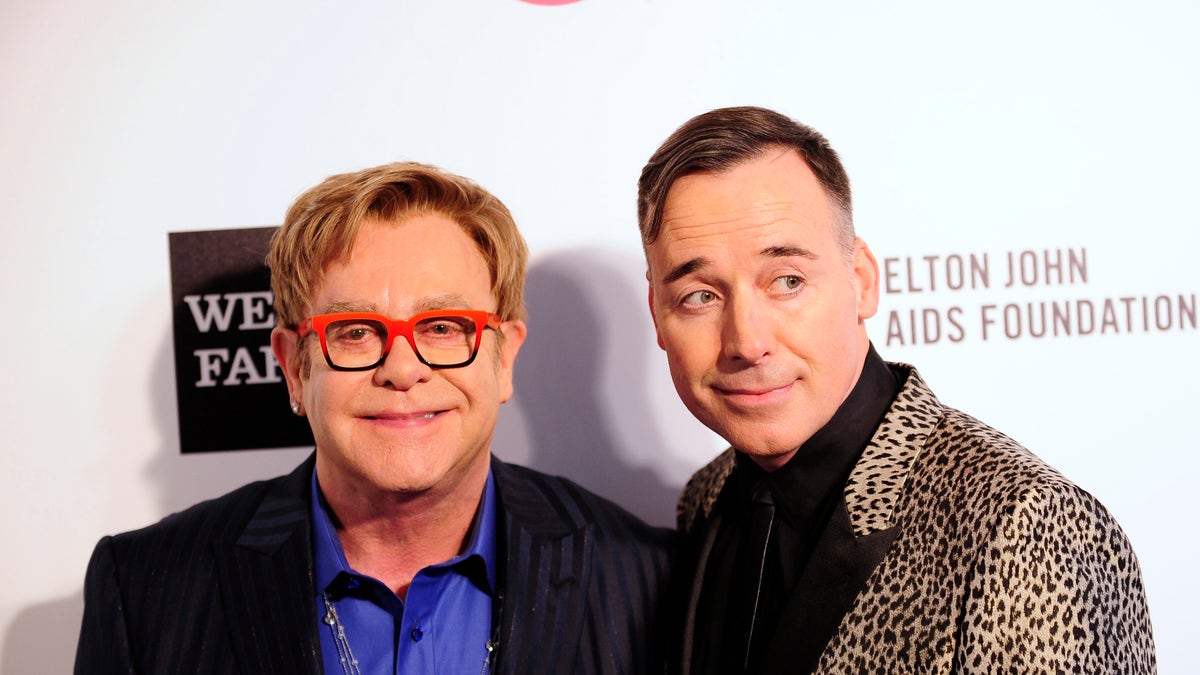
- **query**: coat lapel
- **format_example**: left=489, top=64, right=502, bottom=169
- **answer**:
left=214, top=454, right=323, bottom=674
left=762, top=502, right=899, bottom=673
left=670, top=365, right=940, bottom=675
left=491, top=460, right=592, bottom=675
left=762, top=364, right=942, bottom=674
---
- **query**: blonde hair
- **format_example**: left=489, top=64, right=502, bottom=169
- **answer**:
left=268, top=161, right=528, bottom=330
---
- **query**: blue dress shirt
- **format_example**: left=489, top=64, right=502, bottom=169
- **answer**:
left=311, top=469, right=498, bottom=674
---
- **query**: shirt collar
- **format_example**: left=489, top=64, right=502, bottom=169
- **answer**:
left=310, top=466, right=499, bottom=597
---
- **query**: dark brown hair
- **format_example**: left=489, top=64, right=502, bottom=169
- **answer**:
left=637, top=106, right=854, bottom=254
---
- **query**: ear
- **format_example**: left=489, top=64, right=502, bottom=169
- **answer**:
left=852, top=237, right=881, bottom=321
left=495, top=319, right=527, bottom=403
left=271, top=326, right=307, bottom=415
left=647, top=278, right=666, bottom=351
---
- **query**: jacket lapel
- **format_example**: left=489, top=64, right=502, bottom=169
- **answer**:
left=762, top=502, right=899, bottom=673
left=214, top=454, right=323, bottom=674
left=491, top=460, right=591, bottom=675
left=763, top=365, right=943, bottom=674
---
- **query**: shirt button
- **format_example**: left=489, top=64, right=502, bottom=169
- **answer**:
left=411, top=626, right=424, bottom=642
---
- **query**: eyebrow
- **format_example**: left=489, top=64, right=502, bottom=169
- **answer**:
left=662, top=257, right=711, bottom=285
left=763, top=245, right=819, bottom=260
left=412, top=294, right=473, bottom=313
left=660, top=245, right=819, bottom=285
left=319, top=294, right=474, bottom=317
left=322, top=300, right=378, bottom=314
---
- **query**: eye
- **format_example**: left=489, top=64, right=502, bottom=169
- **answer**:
left=416, top=316, right=474, bottom=341
left=330, top=322, right=379, bottom=342
left=326, top=321, right=385, bottom=351
left=681, top=289, right=719, bottom=307
left=769, top=275, right=804, bottom=294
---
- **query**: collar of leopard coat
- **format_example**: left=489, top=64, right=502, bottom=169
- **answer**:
left=676, top=362, right=943, bottom=537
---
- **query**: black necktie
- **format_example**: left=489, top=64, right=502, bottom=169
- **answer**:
left=725, top=482, right=779, bottom=674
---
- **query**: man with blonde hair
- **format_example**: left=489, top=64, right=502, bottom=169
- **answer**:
left=76, top=161, right=670, bottom=674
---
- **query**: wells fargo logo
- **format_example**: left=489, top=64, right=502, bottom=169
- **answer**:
left=168, top=227, right=313, bottom=453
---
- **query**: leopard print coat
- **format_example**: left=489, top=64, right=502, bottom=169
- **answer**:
left=676, top=364, right=1155, bottom=674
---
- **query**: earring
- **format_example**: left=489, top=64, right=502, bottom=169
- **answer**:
left=291, top=401, right=301, bottom=415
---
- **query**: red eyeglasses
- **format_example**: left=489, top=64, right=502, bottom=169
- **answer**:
left=297, top=310, right=502, bottom=370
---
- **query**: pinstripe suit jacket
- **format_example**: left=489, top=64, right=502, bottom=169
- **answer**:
left=75, top=453, right=672, bottom=674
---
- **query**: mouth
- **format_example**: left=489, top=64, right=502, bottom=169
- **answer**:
left=363, top=410, right=445, bottom=423
left=711, top=381, right=795, bottom=407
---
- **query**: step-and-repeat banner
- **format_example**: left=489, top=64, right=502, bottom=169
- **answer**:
left=2, top=1, right=1196, bottom=671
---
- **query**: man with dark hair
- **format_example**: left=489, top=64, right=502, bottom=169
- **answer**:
left=638, top=106, right=1154, bottom=673
left=76, top=161, right=671, bottom=674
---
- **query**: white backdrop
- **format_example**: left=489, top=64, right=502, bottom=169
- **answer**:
left=2, top=1, right=1196, bottom=672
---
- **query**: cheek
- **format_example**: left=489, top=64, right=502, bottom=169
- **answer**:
left=665, top=358, right=703, bottom=413
left=302, top=372, right=347, bottom=419
left=663, top=336, right=710, bottom=389
left=300, top=378, right=324, bottom=427
left=659, top=315, right=728, bottom=382
left=447, top=367, right=499, bottom=405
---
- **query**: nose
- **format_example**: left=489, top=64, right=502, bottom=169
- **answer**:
left=372, top=335, right=433, bottom=390
left=721, top=296, right=773, bottom=365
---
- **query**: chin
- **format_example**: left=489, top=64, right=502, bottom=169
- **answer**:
left=721, top=428, right=803, bottom=463
left=359, top=458, right=444, bottom=494
left=740, top=444, right=794, bottom=457
left=741, top=447, right=798, bottom=472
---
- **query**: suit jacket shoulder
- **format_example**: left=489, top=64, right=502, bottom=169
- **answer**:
left=75, top=456, right=320, bottom=675
left=676, top=448, right=735, bottom=534
left=491, top=458, right=673, bottom=675
left=831, top=364, right=1156, bottom=673
left=493, top=457, right=673, bottom=544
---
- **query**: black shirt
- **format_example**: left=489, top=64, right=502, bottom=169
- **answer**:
left=692, top=345, right=901, bottom=675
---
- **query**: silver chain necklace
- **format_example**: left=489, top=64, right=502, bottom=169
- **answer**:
left=322, top=592, right=363, bottom=675
left=321, top=591, right=498, bottom=675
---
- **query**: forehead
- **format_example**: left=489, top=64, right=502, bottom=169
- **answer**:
left=313, top=215, right=493, bottom=313
left=650, top=150, right=839, bottom=269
